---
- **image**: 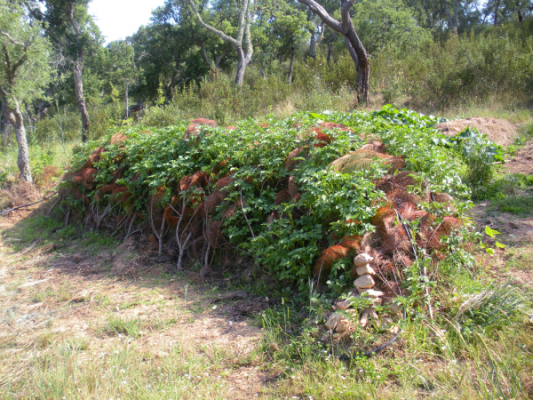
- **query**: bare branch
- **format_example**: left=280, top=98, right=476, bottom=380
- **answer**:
left=0, top=30, right=25, bottom=47
left=186, top=0, right=239, bottom=47
left=296, top=0, right=342, bottom=33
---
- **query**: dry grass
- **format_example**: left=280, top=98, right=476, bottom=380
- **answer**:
left=437, top=117, right=519, bottom=147
left=0, top=216, right=271, bottom=399
left=0, top=182, right=41, bottom=211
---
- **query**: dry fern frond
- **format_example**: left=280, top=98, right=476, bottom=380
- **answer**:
left=215, top=175, right=233, bottom=191
left=275, top=189, right=292, bottom=205
left=313, top=245, right=350, bottom=279
left=339, top=235, right=362, bottom=252
left=110, top=132, right=127, bottom=145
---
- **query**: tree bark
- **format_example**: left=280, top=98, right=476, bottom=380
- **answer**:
left=125, top=79, right=129, bottom=119
left=5, top=99, right=32, bottom=182
left=1, top=101, right=8, bottom=148
left=72, top=60, right=89, bottom=142
left=288, top=48, right=295, bottom=84
left=187, top=0, right=252, bottom=86
left=235, top=46, right=247, bottom=85
left=67, top=3, right=90, bottom=142
left=297, top=0, right=370, bottom=104
left=309, top=30, right=317, bottom=58
left=494, top=0, right=501, bottom=25
left=327, top=43, right=333, bottom=66
left=444, top=0, right=459, bottom=33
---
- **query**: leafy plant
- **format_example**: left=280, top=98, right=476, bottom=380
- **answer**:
left=61, top=106, right=499, bottom=298
left=481, top=226, right=507, bottom=255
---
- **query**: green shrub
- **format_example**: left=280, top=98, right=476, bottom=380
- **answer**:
left=372, top=29, right=533, bottom=109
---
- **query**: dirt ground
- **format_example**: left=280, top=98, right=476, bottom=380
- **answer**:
left=504, top=141, right=533, bottom=175
left=0, top=210, right=275, bottom=398
left=437, top=117, right=519, bottom=147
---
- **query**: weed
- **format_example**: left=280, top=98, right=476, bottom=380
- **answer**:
left=102, top=317, right=142, bottom=338
left=489, top=194, right=533, bottom=216
left=60, top=337, right=90, bottom=353
left=35, top=332, right=56, bottom=349
left=83, top=231, right=117, bottom=248
left=504, top=246, right=533, bottom=270
left=94, top=294, right=111, bottom=307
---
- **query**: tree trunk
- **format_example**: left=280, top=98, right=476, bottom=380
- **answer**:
left=235, top=46, right=248, bottom=85
left=453, top=0, right=459, bottom=32
left=288, top=48, right=295, bottom=84
left=309, top=31, right=317, bottom=58
left=125, top=79, right=129, bottom=119
left=1, top=101, right=8, bottom=148
left=494, top=0, right=501, bottom=25
left=327, top=43, right=333, bottom=66
left=341, top=6, right=370, bottom=104
left=444, top=0, right=458, bottom=33
left=73, top=61, right=90, bottom=142
left=260, top=64, right=265, bottom=79
left=5, top=99, right=32, bottom=182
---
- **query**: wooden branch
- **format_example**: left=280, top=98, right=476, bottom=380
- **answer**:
left=67, top=3, right=81, bottom=37
left=0, top=31, right=25, bottom=47
left=296, top=0, right=342, bottom=33
left=235, top=0, right=248, bottom=45
left=243, top=0, right=253, bottom=61
left=186, top=0, right=239, bottom=47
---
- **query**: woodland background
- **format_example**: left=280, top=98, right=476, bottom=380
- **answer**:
left=0, top=0, right=533, bottom=180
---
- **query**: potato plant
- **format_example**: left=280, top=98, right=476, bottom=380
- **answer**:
left=61, top=106, right=498, bottom=297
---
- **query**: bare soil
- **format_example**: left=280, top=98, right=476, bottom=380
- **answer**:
left=504, top=141, right=533, bottom=175
left=437, top=117, right=518, bottom=147
left=0, top=212, right=273, bottom=398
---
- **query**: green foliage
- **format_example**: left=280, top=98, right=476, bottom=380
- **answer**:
left=0, top=0, right=52, bottom=105
left=354, top=0, right=432, bottom=54
left=448, top=127, right=502, bottom=198
left=103, top=317, right=142, bottom=338
left=489, top=194, right=533, bottom=216
left=372, top=29, right=533, bottom=109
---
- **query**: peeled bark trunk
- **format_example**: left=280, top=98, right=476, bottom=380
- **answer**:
left=235, top=46, right=249, bottom=85
left=73, top=61, right=90, bottom=142
left=288, top=48, right=295, bottom=84
left=5, top=99, right=32, bottom=182
left=341, top=11, right=370, bottom=104
left=297, top=0, right=370, bottom=104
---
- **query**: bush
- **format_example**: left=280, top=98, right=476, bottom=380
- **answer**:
left=372, top=28, right=533, bottom=109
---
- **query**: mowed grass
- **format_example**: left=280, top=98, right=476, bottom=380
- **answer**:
left=0, top=214, right=532, bottom=400
left=2, top=339, right=261, bottom=399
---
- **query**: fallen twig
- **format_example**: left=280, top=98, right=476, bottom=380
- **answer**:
left=0, top=191, right=58, bottom=216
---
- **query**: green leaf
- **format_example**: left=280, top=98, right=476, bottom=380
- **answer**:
left=486, top=248, right=495, bottom=255
left=495, top=241, right=507, bottom=249
left=485, top=226, right=501, bottom=239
